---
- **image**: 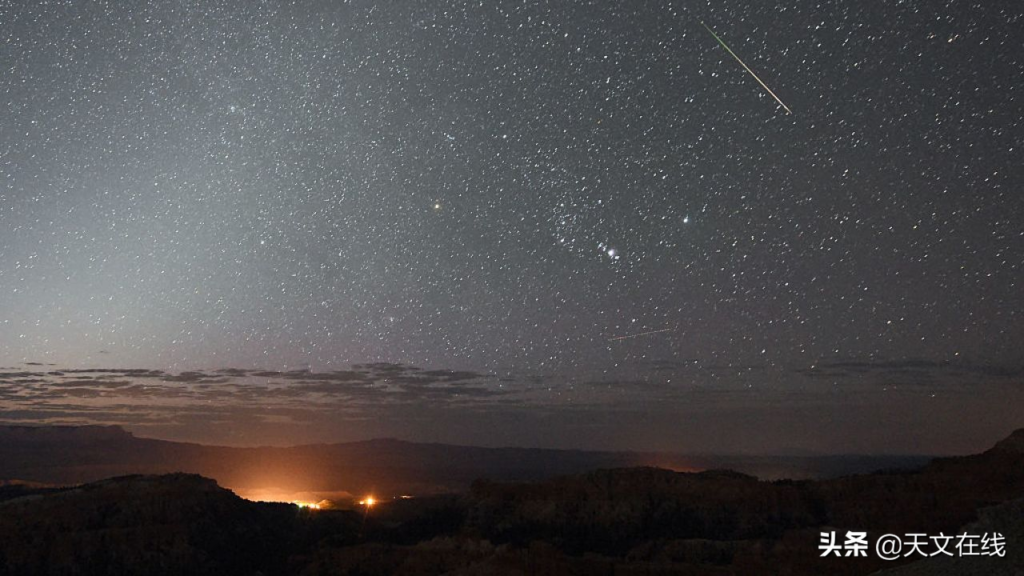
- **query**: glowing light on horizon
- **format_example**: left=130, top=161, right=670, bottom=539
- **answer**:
left=247, top=496, right=323, bottom=510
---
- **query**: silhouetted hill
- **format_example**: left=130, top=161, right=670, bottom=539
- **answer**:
left=0, top=429, right=1021, bottom=575
left=455, top=429, right=1024, bottom=574
left=0, top=425, right=930, bottom=499
left=0, top=473, right=360, bottom=576
left=988, top=427, right=1024, bottom=454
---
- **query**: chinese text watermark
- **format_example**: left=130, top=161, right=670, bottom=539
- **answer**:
left=819, top=531, right=1006, bottom=560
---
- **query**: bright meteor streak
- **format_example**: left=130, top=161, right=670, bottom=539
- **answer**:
left=701, top=21, right=793, bottom=115
left=608, top=328, right=674, bottom=342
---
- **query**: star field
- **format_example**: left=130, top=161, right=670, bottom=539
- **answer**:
left=1, top=0, right=1022, bottom=451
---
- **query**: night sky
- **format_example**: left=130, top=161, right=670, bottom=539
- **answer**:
left=1, top=1, right=1022, bottom=454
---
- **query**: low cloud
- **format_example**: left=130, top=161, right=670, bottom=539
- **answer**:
left=2, top=358, right=1021, bottom=453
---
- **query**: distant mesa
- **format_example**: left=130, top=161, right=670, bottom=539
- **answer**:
left=0, top=424, right=934, bottom=499
left=988, top=428, right=1024, bottom=454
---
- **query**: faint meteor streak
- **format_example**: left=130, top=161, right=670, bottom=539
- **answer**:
left=608, top=328, right=674, bottom=342
left=701, top=21, right=793, bottom=115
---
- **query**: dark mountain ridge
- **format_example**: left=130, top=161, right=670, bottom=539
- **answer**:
left=0, top=425, right=931, bottom=498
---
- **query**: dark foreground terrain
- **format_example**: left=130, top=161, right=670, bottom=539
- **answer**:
left=1, top=430, right=1022, bottom=575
